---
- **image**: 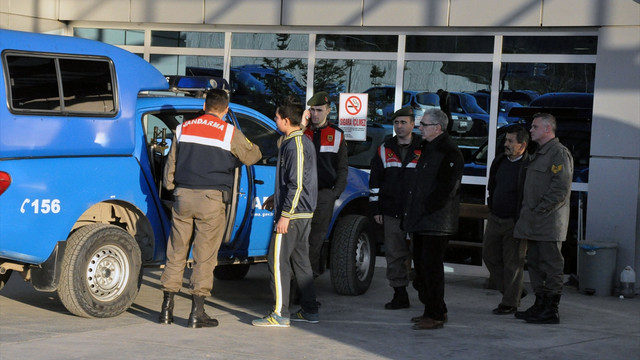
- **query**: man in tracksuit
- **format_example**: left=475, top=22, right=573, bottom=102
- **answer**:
left=160, top=89, right=262, bottom=328
left=253, top=96, right=319, bottom=327
left=369, top=106, right=422, bottom=310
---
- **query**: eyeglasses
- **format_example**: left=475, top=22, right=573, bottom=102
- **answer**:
left=419, top=122, right=439, bottom=127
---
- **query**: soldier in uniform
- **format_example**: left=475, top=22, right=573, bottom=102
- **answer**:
left=304, top=91, right=349, bottom=277
left=159, top=89, right=262, bottom=328
left=369, top=106, right=422, bottom=310
left=514, top=113, right=573, bottom=324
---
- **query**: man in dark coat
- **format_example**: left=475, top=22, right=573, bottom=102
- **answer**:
left=403, top=108, right=464, bottom=330
left=483, top=125, right=530, bottom=315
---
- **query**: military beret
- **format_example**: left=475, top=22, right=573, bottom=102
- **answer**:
left=391, top=106, right=415, bottom=120
left=307, top=91, right=330, bottom=106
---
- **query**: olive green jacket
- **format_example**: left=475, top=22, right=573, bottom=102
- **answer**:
left=514, top=138, right=573, bottom=242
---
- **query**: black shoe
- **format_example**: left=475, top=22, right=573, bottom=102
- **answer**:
left=159, top=291, right=175, bottom=325
left=188, top=312, right=219, bottom=328
left=412, top=313, right=448, bottom=323
left=492, top=304, right=517, bottom=315
left=385, top=299, right=410, bottom=309
left=515, top=293, right=544, bottom=319
left=385, top=287, right=410, bottom=309
left=525, top=294, right=560, bottom=324
left=188, top=295, right=219, bottom=328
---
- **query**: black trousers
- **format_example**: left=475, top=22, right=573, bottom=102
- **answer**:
left=412, top=234, right=449, bottom=321
left=307, top=188, right=336, bottom=276
left=268, top=218, right=318, bottom=318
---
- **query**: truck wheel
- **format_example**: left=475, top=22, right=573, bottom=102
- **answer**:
left=58, top=224, right=142, bottom=318
left=0, top=270, right=12, bottom=291
left=214, top=264, right=250, bottom=281
left=330, top=215, right=375, bottom=295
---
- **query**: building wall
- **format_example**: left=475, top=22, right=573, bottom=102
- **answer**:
left=588, top=26, right=640, bottom=275
left=3, top=0, right=639, bottom=29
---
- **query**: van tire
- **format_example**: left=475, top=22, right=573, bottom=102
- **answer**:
left=330, top=215, right=375, bottom=295
left=58, top=224, right=142, bottom=318
left=0, top=270, right=12, bottom=291
left=214, top=264, right=250, bottom=281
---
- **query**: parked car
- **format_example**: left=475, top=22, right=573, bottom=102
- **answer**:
left=186, top=64, right=306, bottom=118
left=364, top=86, right=473, bottom=135
left=449, top=92, right=508, bottom=136
left=0, top=30, right=373, bottom=318
left=468, top=91, right=525, bottom=124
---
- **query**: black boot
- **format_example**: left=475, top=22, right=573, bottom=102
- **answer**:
left=385, top=286, right=410, bottom=309
left=188, top=295, right=219, bottom=328
left=158, top=291, right=175, bottom=325
left=515, top=293, right=544, bottom=320
left=525, top=294, right=560, bottom=324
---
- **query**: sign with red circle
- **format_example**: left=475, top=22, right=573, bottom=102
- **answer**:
left=339, top=93, right=368, bottom=141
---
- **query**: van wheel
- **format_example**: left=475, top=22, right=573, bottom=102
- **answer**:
left=214, top=264, right=250, bottom=281
left=0, top=270, right=12, bottom=291
left=330, top=215, right=375, bottom=295
left=58, top=224, right=142, bottom=318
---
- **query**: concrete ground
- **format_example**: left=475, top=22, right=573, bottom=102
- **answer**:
left=1, top=259, right=638, bottom=360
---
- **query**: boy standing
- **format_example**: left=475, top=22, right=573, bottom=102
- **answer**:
left=252, top=97, right=319, bottom=327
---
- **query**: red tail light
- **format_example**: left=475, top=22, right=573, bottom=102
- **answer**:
left=0, top=172, right=11, bottom=196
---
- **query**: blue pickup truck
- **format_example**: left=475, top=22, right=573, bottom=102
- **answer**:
left=0, top=30, right=372, bottom=318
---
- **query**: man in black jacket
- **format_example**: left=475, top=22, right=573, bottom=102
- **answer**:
left=253, top=96, right=319, bottom=327
left=403, top=108, right=464, bottom=330
left=483, top=125, right=530, bottom=315
left=369, top=107, right=422, bottom=310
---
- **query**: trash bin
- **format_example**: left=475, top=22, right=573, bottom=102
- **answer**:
left=578, top=241, right=618, bottom=296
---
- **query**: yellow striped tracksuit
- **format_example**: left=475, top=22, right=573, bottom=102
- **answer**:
left=269, top=129, right=318, bottom=318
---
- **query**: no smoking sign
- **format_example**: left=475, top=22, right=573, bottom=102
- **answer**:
left=339, top=93, right=368, bottom=141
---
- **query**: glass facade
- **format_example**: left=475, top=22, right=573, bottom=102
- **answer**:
left=74, top=27, right=596, bottom=185
left=232, top=33, right=308, bottom=51
left=406, top=36, right=494, bottom=53
left=74, top=28, right=144, bottom=46
left=151, top=31, right=224, bottom=48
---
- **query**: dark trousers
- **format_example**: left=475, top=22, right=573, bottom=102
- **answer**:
left=412, top=234, right=449, bottom=321
left=527, top=240, right=564, bottom=296
left=482, top=214, right=527, bottom=307
left=269, top=218, right=318, bottom=318
left=383, top=216, right=411, bottom=288
left=307, top=188, right=336, bottom=276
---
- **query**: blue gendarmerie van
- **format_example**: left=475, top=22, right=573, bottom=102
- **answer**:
left=0, top=30, right=372, bottom=318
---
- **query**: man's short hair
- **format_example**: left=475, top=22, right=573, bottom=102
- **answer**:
left=533, top=112, right=557, bottom=133
left=505, top=124, right=530, bottom=146
left=277, top=96, right=304, bottom=126
left=423, top=108, right=449, bottom=129
left=205, top=89, right=230, bottom=113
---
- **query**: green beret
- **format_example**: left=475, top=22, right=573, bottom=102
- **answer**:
left=307, top=91, right=330, bottom=106
left=391, top=106, right=415, bottom=120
